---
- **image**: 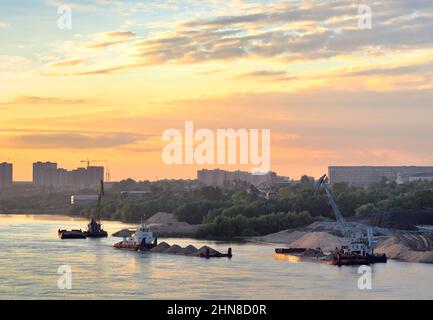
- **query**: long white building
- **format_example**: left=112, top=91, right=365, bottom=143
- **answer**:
left=328, top=166, right=433, bottom=186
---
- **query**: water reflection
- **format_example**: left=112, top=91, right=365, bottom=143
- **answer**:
left=1, top=214, right=433, bottom=299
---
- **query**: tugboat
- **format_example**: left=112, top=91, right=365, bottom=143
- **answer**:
left=58, top=179, right=107, bottom=239
left=114, top=219, right=157, bottom=251
left=84, top=180, right=108, bottom=238
left=84, top=217, right=108, bottom=238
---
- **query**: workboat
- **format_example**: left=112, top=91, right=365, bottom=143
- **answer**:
left=59, top=180, right=108, bottom=239
left=84, top=217, right=108, bottom=238
left=84, top=180, right=108, bottom=238
left=58, top=229, right=86, bottom=239
left=114, top=221, right=157, bottom=251
left=274, top=247, right=387, bottom=266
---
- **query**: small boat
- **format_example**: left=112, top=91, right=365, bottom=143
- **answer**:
left=58, top=229, right=86, bottom=239
left=84, top=217, right=108, bottom=238
left=114, top=221, right=157, bottom=251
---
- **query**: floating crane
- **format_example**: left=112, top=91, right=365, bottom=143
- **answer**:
left=84, top=179, right=108, bottom=238
left=58, top=179, right=107, bottom=239
left=274, top=174, right=387, bottom=265
left=313, top=174, right=379, bottom=258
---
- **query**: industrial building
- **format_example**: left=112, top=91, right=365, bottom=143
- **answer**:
left=0, top=162, right=13, bottom=187
left=328, top=166, right=433, bottom=186
left=197, top=169, right=289, bottom=187
left=33, top=162, right=104, bottom=189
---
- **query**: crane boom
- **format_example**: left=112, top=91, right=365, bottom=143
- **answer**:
left=313, top=174, right=350, bottom=239
left=312, top=174, right=384, bottom=260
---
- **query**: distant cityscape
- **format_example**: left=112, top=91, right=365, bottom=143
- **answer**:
left=197, top=169, right=290, bottom=187
left=0, top=161, right=104, bottom=189
left=2, top=162, right=433, bottom=189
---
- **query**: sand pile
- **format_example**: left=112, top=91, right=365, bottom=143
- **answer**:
left=151, top=241, right=171, bottom=253
left=183, top=245, right=199, bottom=256
left=165, top=244, right=183, bottom=254
left=112, top=229, right=134, bottom=237
left=305, top=221, right=393, bottom=236
left=289, top=232, right=347, bottom=252
left=145, top=212, right=198, bottom=237
left=256, top=229, right=346, bottom=253
left=375, top=233, right=433, bottom=263
left=149, top=243, right=217, bottom=257
left=147, top=212, right=177, bottom=224
left=198, top=245, right=219, bottom=256
left=258, top=230, right=306, bottom=244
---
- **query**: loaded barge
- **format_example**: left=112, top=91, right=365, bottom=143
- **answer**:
left=58, top=229, right=86, bottom=239
left=114, top=221, right=232, bottom=258
left=274, top=247, right=387, bottom=266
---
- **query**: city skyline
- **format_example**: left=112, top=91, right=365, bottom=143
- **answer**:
left=2, top=1, right=433, bottom=181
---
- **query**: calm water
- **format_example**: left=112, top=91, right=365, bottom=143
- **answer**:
left=1, top=214, right=433, bottom=300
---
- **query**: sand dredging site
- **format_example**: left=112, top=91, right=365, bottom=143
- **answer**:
left=113, top=212, right=433, bottom=264
left=256, top=220, right=433, bottom=264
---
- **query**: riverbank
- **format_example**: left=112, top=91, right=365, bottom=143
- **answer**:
left=251, top=221, right=433, bottom=264
left=112, top=212, right=199, bottom=238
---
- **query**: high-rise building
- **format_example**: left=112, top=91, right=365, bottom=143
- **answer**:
left=0, top=162, right=13, bottom=187
left=32, top=162, right=104, bottom=189
left=33, top=162, right=58, bottom=187
left=328, top=166, right=433, bottom=186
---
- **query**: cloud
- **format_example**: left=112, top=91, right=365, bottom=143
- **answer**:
left=47, top=0, right=97, bottom=11
left=0, top=55, right=30, bottom=68
left=47, top=59, right=84, bottom=68
left=345, top=59, right=433, bottom=77
left=5, top=132, right=146, bottom=149
left=0, top=96, right=89, bottom=105
left=86, top=31, right=136, bottom=49
left=41, top=63, right=144, bottom=76
left=233, top=70, right=296, bottom=81
left=0, top=22, right=10, bottom=28
left=40, top=0, right=433, bottom=81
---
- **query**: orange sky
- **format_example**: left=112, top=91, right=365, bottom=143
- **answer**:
left=1, top=0, right=433, bottom=181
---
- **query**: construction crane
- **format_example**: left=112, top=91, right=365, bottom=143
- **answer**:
left=313, top=174, right=375, bottom=255
left=80, top=159, right=107, bottom=169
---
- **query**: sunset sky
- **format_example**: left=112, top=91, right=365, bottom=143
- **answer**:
left=1, top=0, right=433, bottom=181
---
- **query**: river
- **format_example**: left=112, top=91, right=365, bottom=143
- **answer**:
left=1, top=214, right=433, bottom=300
